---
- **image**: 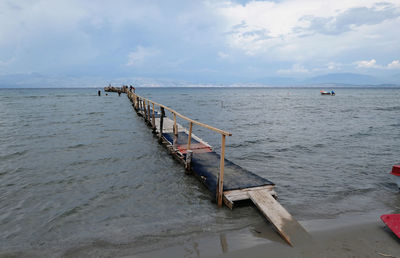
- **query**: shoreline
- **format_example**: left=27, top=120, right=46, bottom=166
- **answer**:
left=131, top=211, right=399, bottom=258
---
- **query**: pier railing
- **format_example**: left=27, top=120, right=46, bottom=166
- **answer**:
left=126, top=89, right=231, bottom=207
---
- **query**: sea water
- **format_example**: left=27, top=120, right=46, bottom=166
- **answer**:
left=1, top=87, right=399, bottom=256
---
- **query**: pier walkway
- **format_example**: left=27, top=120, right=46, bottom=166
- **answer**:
left=104, top=86, right=309, bottom=246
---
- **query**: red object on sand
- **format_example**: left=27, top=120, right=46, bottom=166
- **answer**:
left=391, top=165, right=400, bottom=176
left=381, top=214, right=400, bottom=238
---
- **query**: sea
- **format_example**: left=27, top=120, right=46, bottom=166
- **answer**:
left=1, top=87, right=400, bottom=257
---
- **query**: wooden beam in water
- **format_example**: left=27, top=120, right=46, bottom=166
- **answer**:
left=248, top=189, right=309, bottom=246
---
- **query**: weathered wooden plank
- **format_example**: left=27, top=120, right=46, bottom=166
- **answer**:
left=223, top=186, right=276, bottom=208
left=224, top=185, right=275, bottom=196
left=248, top=189, right=309, bottom=246
left=217, top=134, right=226, bottom=207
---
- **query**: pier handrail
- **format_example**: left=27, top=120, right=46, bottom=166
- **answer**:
left=126, top=90, right=230, bottom=207
left=131, top=92, right=232, bottom=136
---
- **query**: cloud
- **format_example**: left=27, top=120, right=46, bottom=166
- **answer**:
left=355, top=59, right=400, bottom=69
left=277, top=64, right=309, bottom=74
left=218, top=51, right=229, bottom=59
left=301, top=3, right=400, bottom=35
left=214, top=0, right=400, bottom=64
left=0, top=0, right=399, bottom=82
left=387, top=60, right=400, bottom=69
left=356, top=59, right=378, bottom=68
left=0, top=57, right=15, bottom=67
left=126, top=46, right=160, bottom=66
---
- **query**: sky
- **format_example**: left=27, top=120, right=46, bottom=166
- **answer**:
left=0, top=0, right=400, bottom=85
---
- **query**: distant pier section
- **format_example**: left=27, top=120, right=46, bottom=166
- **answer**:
left=104, top=86, right=309, bottom=246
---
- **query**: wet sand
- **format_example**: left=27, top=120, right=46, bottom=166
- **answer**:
left=211, top=221, right=400, bottom=258
left=132, top=212, right=400, bottom=258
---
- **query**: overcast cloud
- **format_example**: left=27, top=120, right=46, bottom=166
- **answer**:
left=0, top=0, right=399, bottom=83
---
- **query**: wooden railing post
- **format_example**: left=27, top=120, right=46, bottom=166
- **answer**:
left=143, top=99, right=147, bottom=120
left=159, top=107, right=165, bottom=139
left=185, top=122, right=193, bottom=173
left=187, top=122, right=193, bottom=151
left=147, top=101, right=150, bottom=122
left=173, top=113, right=178, bottom=146
left=152, top=103, right=156, bottom=129
left=173, top=113, right=178, bottom=135
left=217, top=134, right=226, bottom=207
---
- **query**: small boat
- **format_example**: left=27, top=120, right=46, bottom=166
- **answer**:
left=320, top=90, right=335, bottom=96
left=381, top=214, right=400, bottom=238
left=390, top=165, right=400, bottom=190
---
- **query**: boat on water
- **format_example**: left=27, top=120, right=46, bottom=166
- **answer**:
left=320, top=90, right=335, bottom=96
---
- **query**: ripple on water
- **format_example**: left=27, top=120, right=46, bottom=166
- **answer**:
left=1, top=87, right=400, bottom=256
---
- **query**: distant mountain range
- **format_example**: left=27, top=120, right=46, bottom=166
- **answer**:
left=0, top=72, right=399, bottom=88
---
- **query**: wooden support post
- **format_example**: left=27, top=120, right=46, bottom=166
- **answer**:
left=143, top=99, right=147, bottom=120
left=185, top=150, right=193, bottom=173
left=147, top=102, right=150, bottom=122
left=187, top=122, right=193, bottom=151
left=173, top=113, right=178, bottom=135
left=152, top=103, right=156, bottom=129
left=217, top=134, right=226, bottom=207
left=159, top=107, right=165, bottom=139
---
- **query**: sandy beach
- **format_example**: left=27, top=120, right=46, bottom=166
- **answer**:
left=131, top=212, right=400, bottom=258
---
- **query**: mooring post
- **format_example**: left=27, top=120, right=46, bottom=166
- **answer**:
left=152, top=103, right=156, bottom=130
left=159, top=107, right=165, bottom=139
left=185, top=150, right=193, bottom=173
left=217, top=134, right=226, bottom=207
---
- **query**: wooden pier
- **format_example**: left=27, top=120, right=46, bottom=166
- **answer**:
left=104, top=86, right=309, bottom=246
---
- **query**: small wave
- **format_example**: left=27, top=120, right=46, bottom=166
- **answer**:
left=96, top=157, right=120, bottom=164
left=292, top=144, right=313, bottom=152
left=48, top=206, right=83, bottom=223
left=23, top=95, right=47, bottom=99
left=66, top=144, right=86, bottom=150
left=69, top=159, right=91, bottom=166
left=240, top=152, right=275, bottom=161
left=87, top=111, right=104, bottom=115
left=275, top=147, right=289, bottom=152
left=375, top=106, right=400, bottom=111
left=0, top=150, right=28, bottom=160
left=349, top=132, right=371, bottom=138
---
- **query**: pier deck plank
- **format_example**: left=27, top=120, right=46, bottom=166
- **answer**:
left=105, top=87, right=308, bottom=246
